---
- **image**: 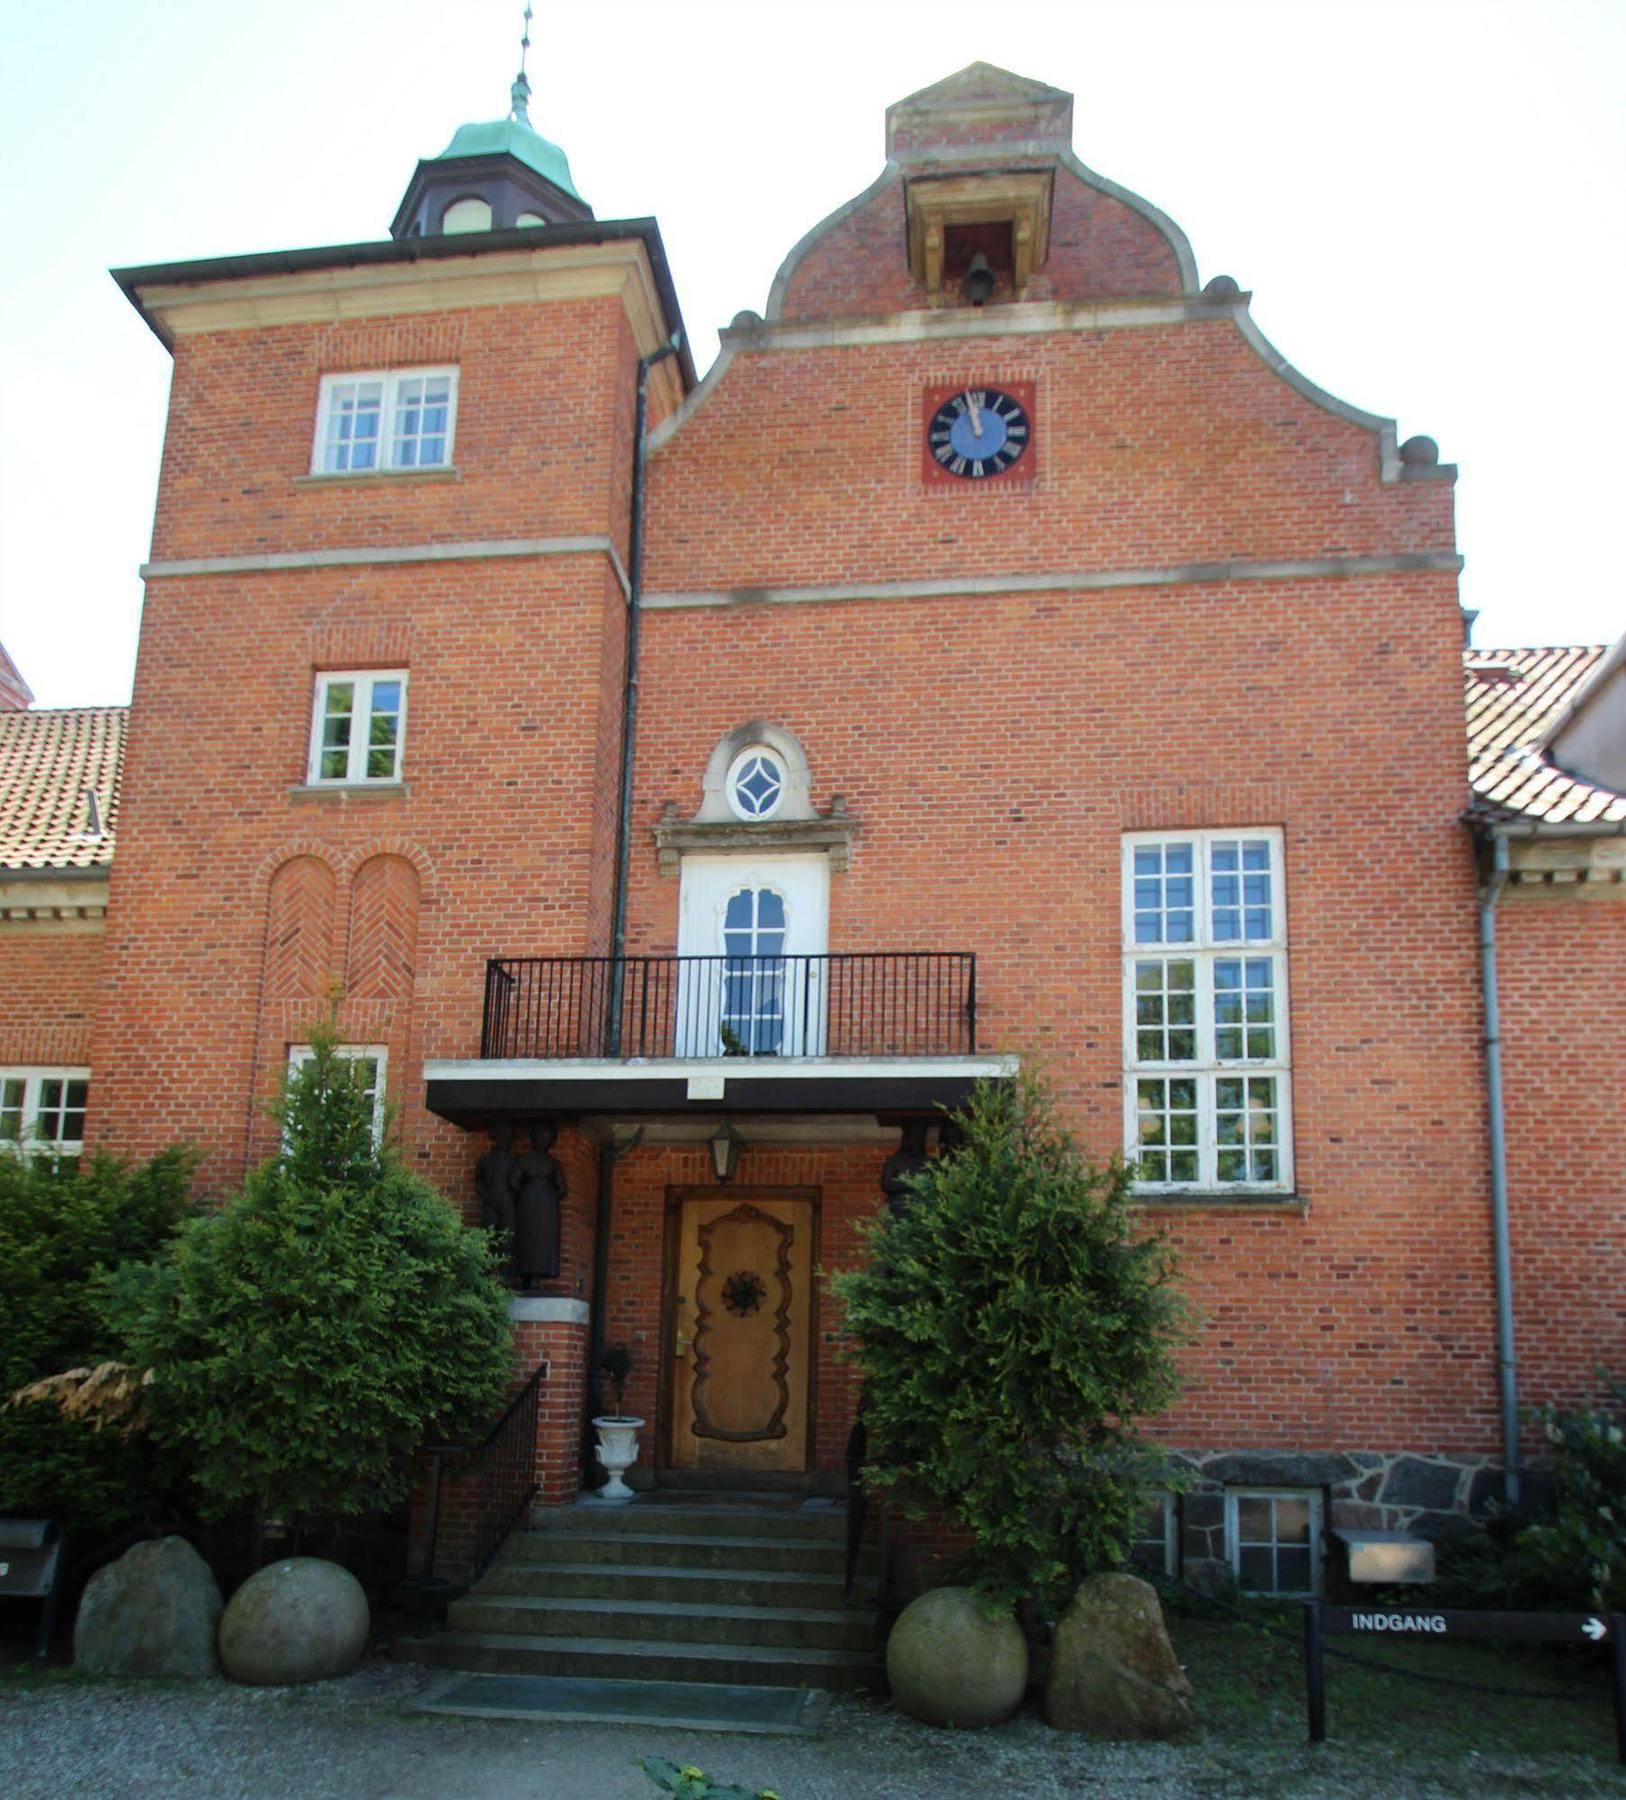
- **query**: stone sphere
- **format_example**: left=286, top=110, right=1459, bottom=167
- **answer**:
left=885, top=1585, right=1028, bottom=1728
left=1400, top=434, right=1440, bottom=466
left=1202, top=274, right=1241, bottom=297
left=219, top=1557, right=370, bottom=1686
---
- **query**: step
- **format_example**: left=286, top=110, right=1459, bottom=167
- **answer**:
left=499, top=1530, right=874, bottom=1577
left=534, top=1501, right=850, bottom=1541
left=449, top=1593, right=878, bottom=1653
left=474, top=1560, right=860, bottom=1611
left=397, top=1630, right=883, bottom=1693
left=411, top=1671, right=832, bottom=1736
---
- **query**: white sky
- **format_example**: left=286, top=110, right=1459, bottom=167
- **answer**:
left=1, top=0, right=1621, bottom=708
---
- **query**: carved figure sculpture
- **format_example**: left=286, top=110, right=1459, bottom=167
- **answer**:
left=475, top=1123, right=519, bottom=1266
left=880, top=1118, right=931, bottom=1217
left=511, top=1121, right=564, bottom=1288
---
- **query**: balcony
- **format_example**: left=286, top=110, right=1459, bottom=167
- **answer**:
left=425, top=951, right=1013, bottom=1127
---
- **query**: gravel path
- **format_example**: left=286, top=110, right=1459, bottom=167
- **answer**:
left=3, top=1658, right=1623, bottom=1799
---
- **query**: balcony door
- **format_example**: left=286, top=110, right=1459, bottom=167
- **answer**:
left=675, top=855, right=829, bottom=1057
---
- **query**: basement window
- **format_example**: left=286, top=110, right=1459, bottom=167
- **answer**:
left=312, top=367, right=457, bottom=473
left=1225, top=1489, right=1322, bottom=1596
left=0, top=1067, right=90, bottom=1164
left=308, top=671, right=407, bottom=785
left=1129, top=1493, right=1179, bottom=1579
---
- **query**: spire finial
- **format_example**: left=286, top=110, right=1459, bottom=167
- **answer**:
left=509, top=4, right=534, bottom=122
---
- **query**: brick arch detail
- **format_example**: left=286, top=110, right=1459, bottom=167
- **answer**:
left=345, top=854, right=421, bottom=1001
left=262, top=854, right=338, bottom=999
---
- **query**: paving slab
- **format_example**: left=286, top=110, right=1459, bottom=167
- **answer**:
left=411, top=1670, right=830, bottom=1734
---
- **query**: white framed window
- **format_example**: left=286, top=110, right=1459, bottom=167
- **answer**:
left=311, top=367, right=458, bottom=474
left=308, top=671, right=407, bottom=785
left=1225, top=1489, right=1323, bottom=1596
left=725, top=746, right=787, bottom=821
left=1122, top=828, right=1292, bottom=1191
left=0, top=1067, right=90, bottom=1160
left=1130, top=1493, right=1179, bottom=1578
left=287, top=1045, right=387, bottom=1145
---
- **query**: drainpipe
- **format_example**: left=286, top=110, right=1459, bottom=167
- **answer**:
left=1478, top=831, right=1520, bottom=1505
left=605, top=334, right=682, bottom=1055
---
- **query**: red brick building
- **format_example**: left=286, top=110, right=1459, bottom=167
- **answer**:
left=4, top=63, right=1623, bottom=1602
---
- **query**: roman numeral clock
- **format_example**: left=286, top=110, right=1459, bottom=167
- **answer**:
left=922, top=380, right=1037, bottom=486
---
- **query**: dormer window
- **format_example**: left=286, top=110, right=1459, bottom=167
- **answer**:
left=441, top=196, right=493, bottom=234
left=312, top=368, right=458, bottom=474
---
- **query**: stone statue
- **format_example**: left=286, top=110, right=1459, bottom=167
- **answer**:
left=511, top=1121, right=564, bottom=1289
left=475, top=1123, right=519, bottom=1263
left=880, top=1118, right=931, bottom=1217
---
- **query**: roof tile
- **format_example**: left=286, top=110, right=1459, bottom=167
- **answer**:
left=0, top=707, right=126, bottom=870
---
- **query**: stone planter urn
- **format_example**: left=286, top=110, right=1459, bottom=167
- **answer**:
left=591, top=1415, right=645, bottom=1502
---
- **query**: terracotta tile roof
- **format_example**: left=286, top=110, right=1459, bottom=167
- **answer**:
left=1463, top=645, right=1626, bottom=830
left=0, top=707, right=126, bottom=870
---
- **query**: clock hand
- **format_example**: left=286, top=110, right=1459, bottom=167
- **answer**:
left=963, top=388, right=982, bottom=438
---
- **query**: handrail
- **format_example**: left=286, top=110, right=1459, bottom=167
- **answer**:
left=416, top=1361, right=543, bottom=1590
left=482, top=950, right=978, bottom=1062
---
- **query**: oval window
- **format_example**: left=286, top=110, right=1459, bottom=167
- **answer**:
left=726, top=748, right=786, bottom=820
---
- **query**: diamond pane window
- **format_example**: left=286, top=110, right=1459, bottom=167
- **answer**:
left=314, top=368, right=457, bottom=474
left=1124, top=831, right=1291, bottom=1191
left=727, top=749, right=786, bottom=821
left=309, top=671, right=407, bottom=785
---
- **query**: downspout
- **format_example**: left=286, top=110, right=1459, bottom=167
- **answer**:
left=605, top=333, right=682, bottom=1056
left=1478, top=831, right=1520, bottom=1504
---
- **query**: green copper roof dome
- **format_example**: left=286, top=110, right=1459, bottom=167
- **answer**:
left=432, top=113, right=584, bottom=205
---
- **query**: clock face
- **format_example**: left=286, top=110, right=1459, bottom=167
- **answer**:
left=922, top=383, right=1036, bottom=485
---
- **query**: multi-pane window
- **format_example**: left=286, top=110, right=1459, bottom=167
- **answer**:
left=1123, top=829, right=1291, bottom=1191
left=308, top=671, right=407, bottom=785
left=1225, top=1489, right=1322, bottom=1596
left=0, top=1067, right=90, bottom=1161
left=287, top=1045, right=387, bottom=1145
left=1129, top=1494, right=1179, bottom=1579
left=312, top=367, right=457, bottom=474
left=720, top=887, right=788, bottom=1054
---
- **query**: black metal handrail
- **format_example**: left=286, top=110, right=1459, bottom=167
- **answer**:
left=482, top=951, right=977, bottom=1061
left=416, top=1361, right=543, bottom=1591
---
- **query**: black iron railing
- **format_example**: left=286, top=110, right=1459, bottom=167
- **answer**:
left=482, top=951, right=977, bottom=1061
left=415, top=1361, right=543, bottom=1593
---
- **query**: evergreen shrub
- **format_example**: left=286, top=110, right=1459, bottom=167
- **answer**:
left=834, top=1072, right=1188, bottom=1613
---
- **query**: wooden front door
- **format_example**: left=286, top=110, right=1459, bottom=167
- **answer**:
left=667, top=1191, right=815, bottom=1473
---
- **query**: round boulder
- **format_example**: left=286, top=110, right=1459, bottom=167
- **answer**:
left=1044, top=1571, right=1197, bottom=1739
left=219, top=1557, right=369, bottom=1686
left=74, top=1535, right=223, bottom=1678
left=885, top=1585, right=1028, bottom=1728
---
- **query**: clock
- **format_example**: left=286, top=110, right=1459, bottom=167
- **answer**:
left=922, top=381, right=1036, bottom=485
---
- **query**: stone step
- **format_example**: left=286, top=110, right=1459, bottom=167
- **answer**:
left=500, top=1530, right=873, bottom=1577
left=450, top=1593, right=879, bottom=1653
left=397, top=1630, right=883, bottom=1693
left=533, top=1502, right=850, bottom=1541
left=475, top=1560, right=860, bottom=1611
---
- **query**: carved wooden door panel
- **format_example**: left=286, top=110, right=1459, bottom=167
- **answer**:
left=668, top=1194, right=813, bottom=1472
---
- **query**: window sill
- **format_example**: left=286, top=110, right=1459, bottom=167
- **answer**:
left=288, top=782, right=408, bottom=802
left=1131, top=1191, right=1308, bottom=1215
left=292, top=467, right=459, bottom=488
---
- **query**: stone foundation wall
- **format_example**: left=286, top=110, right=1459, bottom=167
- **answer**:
left=1172, top=1447, right=1502, bottom=1587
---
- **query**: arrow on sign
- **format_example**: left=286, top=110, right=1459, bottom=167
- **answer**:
left=1583, top=1617, right=1608, bottom=1642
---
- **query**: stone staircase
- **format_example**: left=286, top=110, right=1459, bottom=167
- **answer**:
left=397, top=1493, right=884, bottom=1694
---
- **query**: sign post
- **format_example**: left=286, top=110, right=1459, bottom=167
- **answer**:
left=1302, top=1603, right=1626, bottom=1764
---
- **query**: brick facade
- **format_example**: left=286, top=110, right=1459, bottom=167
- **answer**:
left=4, top=64, right=1616, bottom=1588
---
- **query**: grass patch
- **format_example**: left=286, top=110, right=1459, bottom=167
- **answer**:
left=1171, top=1610, right=1625, bottom=1796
